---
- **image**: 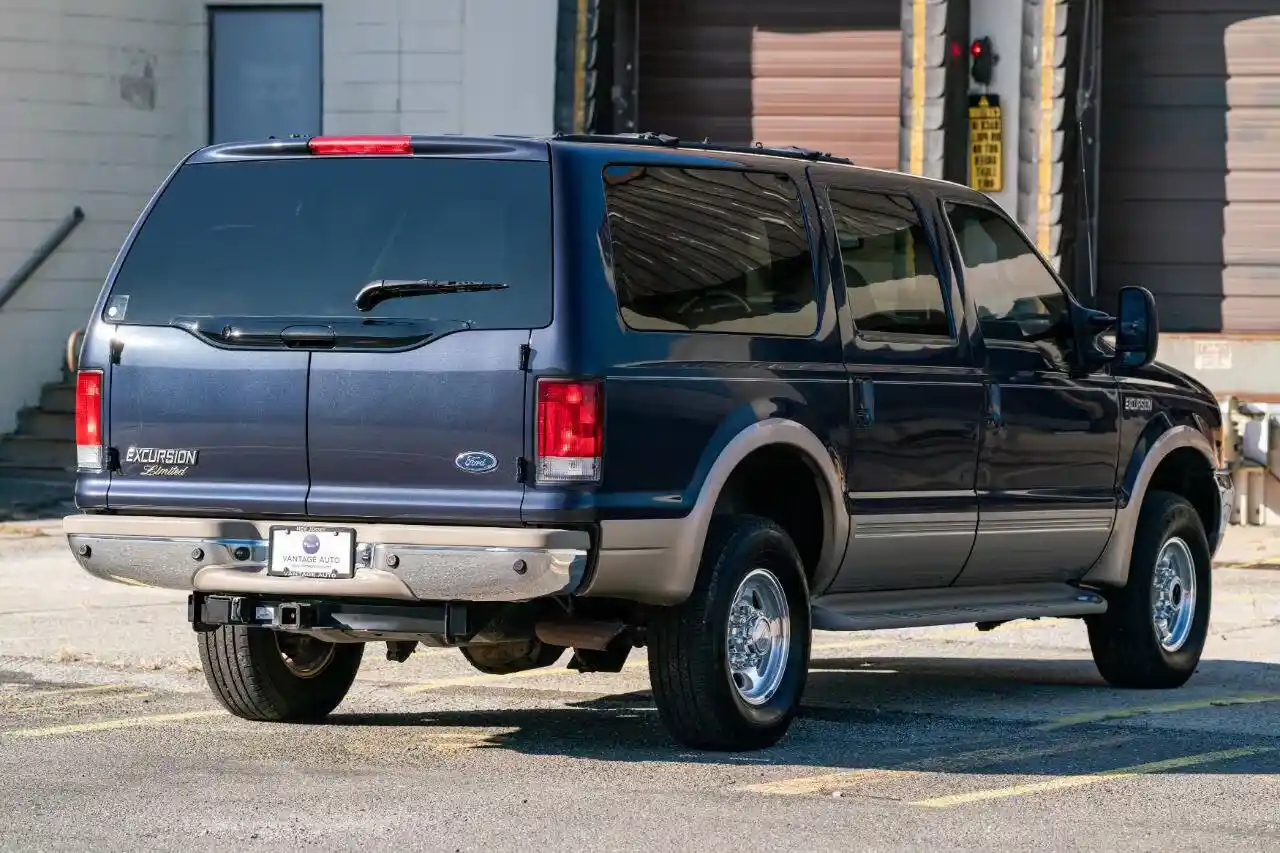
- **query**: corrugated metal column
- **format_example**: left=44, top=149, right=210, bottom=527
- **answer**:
left=552, top=0, right=584, bottom=132
left=902, top=0, right=947, bottom=177
left=553, top=0, right=609, bottom=134
left=901, top=0, right=969, bottom=182
left=1018, top=0, right=1068, bottom=268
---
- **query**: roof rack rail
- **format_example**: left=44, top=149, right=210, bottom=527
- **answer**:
left=550, top=131, right=854, bottom=165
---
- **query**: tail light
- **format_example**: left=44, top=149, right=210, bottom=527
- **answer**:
left=536, top=379, right=602, bottom=483
left=75, top=369, right=104, bottom=470
left=307, top=135, right=412, bottom=155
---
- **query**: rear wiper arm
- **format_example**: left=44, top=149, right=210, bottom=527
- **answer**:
left=354, top=279, right=507, bottom=312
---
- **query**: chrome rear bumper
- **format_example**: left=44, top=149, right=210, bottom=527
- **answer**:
left=63, top=514, right=590, bottom=602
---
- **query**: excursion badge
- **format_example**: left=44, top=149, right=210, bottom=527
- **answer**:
left=121, top=446, right=199, bottom=477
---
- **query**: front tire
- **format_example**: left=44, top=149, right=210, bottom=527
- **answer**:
left=648, top=515, right=811, bottom=751
left=1087, top=490, right=1212, bottom=689
left=198, top=627, right=364, bottom=722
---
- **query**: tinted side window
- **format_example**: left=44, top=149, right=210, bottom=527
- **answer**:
left=602, top=165, right=818, bottom=336
left=945, top=202, right=1068, bottom=342
left=827, top=188, right=950, bottom=338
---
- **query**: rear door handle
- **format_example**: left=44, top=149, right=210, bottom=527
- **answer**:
left=855, top=378, right=875, bottom=428
left=985, top=382, right=1003, bottom=430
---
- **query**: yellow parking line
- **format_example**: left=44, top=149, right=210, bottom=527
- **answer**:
left=743, top=734, right=1131, bottom=796
left=2, top=691, right=153, bottom=715
left=1036, top=693, right=1280, bottom=731
left=399, top=619, right=1063, bottom=696
left=403, top=637, right=890, bottom=694
left=0, top=684, right=127, bottom=702
left=417, top=727, right=514, bottom=752
left=2, top=709, right=224, bottom=738
left=402, top=662, right=631, bottom=693
left=911, top=746, right=1274, bottom=808
left=401, top=622, right=1060, bottom=695
left=811, top=638, right=890, bottom=654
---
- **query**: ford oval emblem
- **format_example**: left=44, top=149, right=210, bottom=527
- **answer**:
left=455, top=451, right=499, bottom=474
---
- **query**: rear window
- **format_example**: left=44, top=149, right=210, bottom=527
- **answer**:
left=106, top=157, right=552, bottom=328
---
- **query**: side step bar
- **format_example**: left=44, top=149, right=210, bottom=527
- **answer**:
left=810, top=583, right=1107, bottom=632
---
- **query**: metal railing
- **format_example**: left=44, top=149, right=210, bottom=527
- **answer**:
left=0, top=206, right=85, bottom=313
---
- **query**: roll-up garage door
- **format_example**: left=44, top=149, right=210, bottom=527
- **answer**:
left=1099, top=0, right=1280, bottom=331
left=637, top=0, right=902, bottom=169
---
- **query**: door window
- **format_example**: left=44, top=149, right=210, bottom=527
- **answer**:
left=944, top=202, right=1069, bottom=343
left=827, top=188, right=951, bottom=338
left=602, top=165, right=818, bottom=336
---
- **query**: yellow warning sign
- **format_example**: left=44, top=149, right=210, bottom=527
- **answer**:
left=968, top=94, right=1003, bottom=193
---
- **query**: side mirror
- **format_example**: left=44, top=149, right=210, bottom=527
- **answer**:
left=1115, top=285, right=1159, bottom=368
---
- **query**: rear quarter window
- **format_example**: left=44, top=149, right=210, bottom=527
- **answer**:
left=601, top=165, right=819, bottom=337
left=106, top=157, right=553, bottom=329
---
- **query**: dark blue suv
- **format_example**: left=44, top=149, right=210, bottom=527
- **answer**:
left=63, top=132, right=1234, bottom=751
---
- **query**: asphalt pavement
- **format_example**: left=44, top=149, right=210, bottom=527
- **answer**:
left=1, top=522, right=1278, bottom=851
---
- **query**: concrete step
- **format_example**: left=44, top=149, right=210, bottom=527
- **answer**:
left=0, top=436, right=74, bottom=470
left=15, top=407, right=73, bottom=440
left=39, top=383, right=76, bottom=415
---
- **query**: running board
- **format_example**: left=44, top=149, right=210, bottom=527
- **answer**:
left=810, top=583, right=1107, bottom=632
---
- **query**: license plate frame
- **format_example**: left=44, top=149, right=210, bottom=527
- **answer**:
left=267, top=525, right=357, bottom=579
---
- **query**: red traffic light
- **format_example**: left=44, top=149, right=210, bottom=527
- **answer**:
left=970, top=36, right=996, bottom=85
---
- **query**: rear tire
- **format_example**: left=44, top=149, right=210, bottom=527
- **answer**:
left=1086, top=490, right=1212, bottom=689
left=648, top=514, right=811, bottom=751
left=198, top=627, right=363, bottom=722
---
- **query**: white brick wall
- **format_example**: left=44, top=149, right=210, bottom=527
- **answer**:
left=0, top=0, right=199, bottom=437
left=0, top=0, right=559, bottom=435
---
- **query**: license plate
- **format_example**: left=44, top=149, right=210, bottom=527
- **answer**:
left=267, top=526, right=356, bottom=579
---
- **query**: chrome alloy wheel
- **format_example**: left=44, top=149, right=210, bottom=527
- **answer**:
left=275, top=632, right=336, bottom=679
left=1151, top=536, right=1198, bottom=653
left=726, top=568, right=791, bottom=705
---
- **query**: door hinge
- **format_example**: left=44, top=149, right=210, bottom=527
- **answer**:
left=518, top=344, right=532, bottom=371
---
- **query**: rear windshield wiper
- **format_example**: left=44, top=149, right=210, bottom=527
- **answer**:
left=354, top=278, right=508, bottom=312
